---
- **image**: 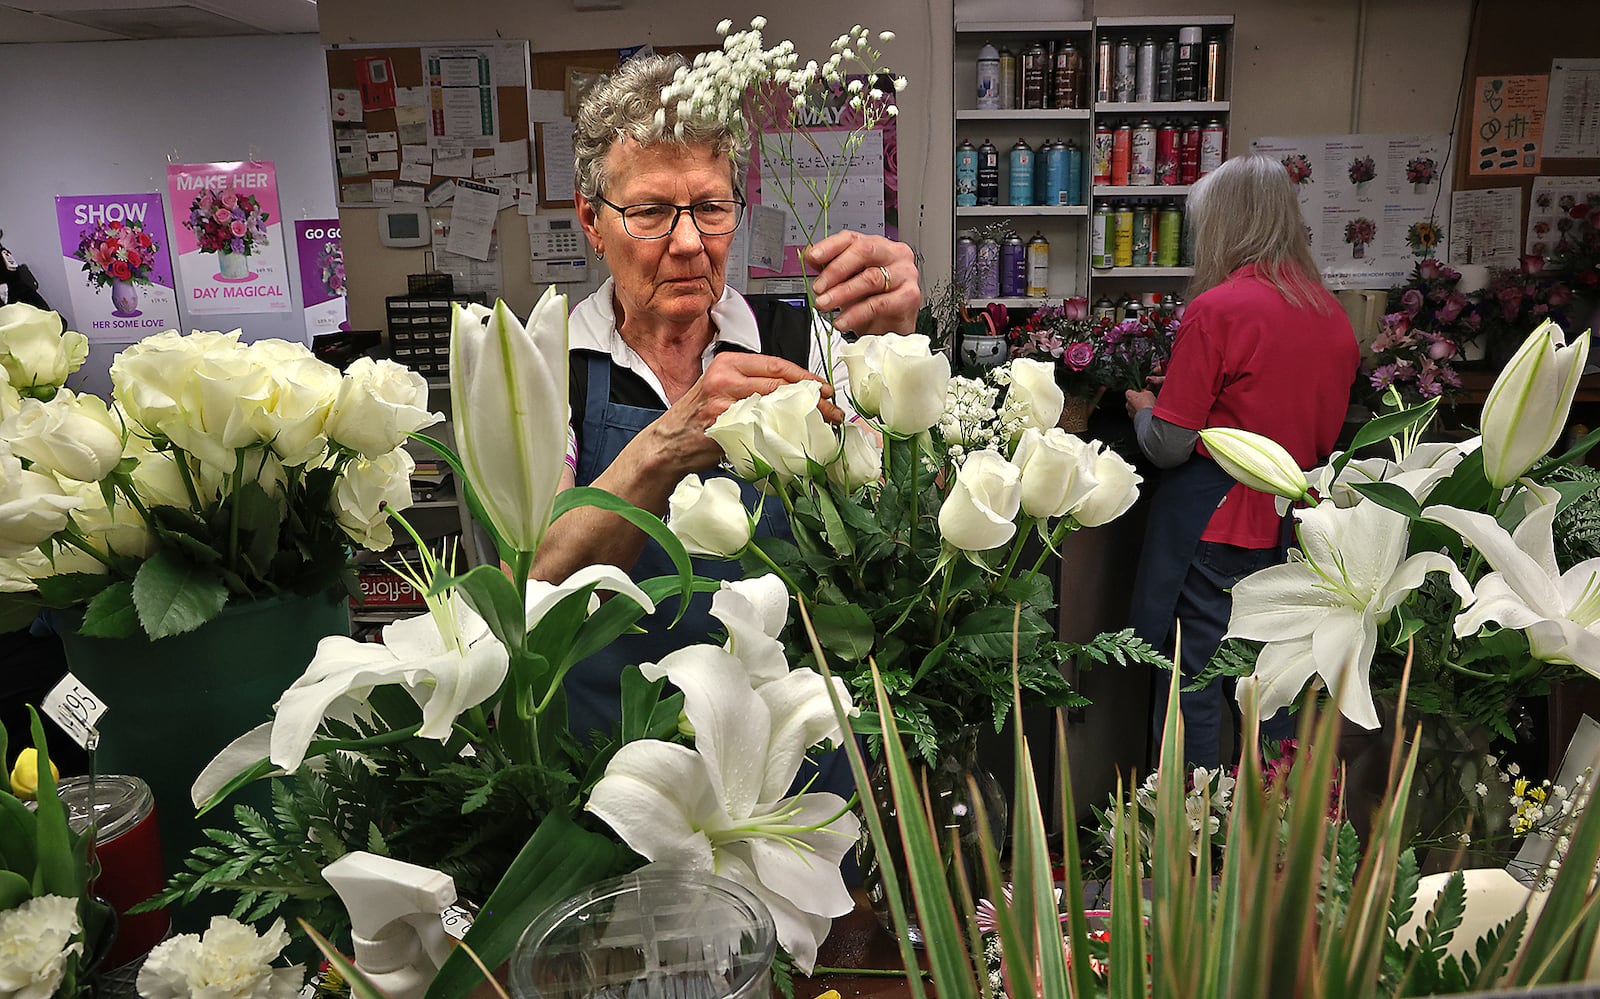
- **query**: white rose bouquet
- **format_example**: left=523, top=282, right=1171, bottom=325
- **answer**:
left=674, top=336, right=1163, bottom=759
left=0, top=303, right=439, bottom=639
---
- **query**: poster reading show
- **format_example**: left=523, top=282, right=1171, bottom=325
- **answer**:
left=53, top=193, right=180, bottom=339
left=165, top=161, right=292, bottom=315
left=293, top=219, right=349, bottom=339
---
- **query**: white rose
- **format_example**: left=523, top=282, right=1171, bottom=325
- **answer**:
left=127, top=437, right=201, bottom=510
left=0, top=442, right=80, bottom=557
left=0, top=380, right=21, bottom=422
left=827, top=421, right=882, bottom=491
left=1001, top=358, right=1065, bottom=434
left=1012, top=427, right=1099, bottom=519
left=248, top=354, right=342, bottom=467
left=937, top=449, right=1022, bottom=552
left=52, top=479, right=152, bottom=573
left=332, top=448, right=415, bottom=550
left=110, top=329, right=240, bottom=434
left=876, top=334, right=952, bottom=435
left=668, top=474, right=754, bottom=556
left=0, top=894, right=81, bottom=999
left=0, top=304, right=88, bottom=394
left=1068, top=444, right=1142, bottom=527
left=162, top=346, right=275, bottom=469
left=705, top=393, right=766, bottom=479
left=2, top=389, right=124, bottom=483
left=137, top=916, right=304, bottom=999
left=197, top=451, right=287, bottom=504
left=324, top=357, right=441, bottom=458
left=751, top=381, right=838, bottom=481
left=245, top=338, right=315, bottom=365
left=0, top=549, right=48, bottom=592
left=840, top=336, right=888, bottom=416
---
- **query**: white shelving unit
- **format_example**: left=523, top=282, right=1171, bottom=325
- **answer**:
left=951, top=15, right=1235, bottom=314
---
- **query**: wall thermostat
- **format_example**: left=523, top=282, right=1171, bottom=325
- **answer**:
left=378, top=206, right=431, bottom=247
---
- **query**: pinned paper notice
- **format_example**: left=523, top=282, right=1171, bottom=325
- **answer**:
left=427, top=178, right=458, bottom=206
left=394, top=105, right=429, bottom=147
left=366, top=130, right=399, bottom=152
left=540, top=120, right=576, bottom=202
left=331, top=88, right=364, bottom=123
left=447, top=179, right=501, bottom=261
left=396, top=86, right=427, bottom=108
left=394, top=185, right=426, bottom=204
left=399, top=160, right=432, bottom=185
left=402, top=144, right=432, bottom=164
left=371, top=178, right=396, bottom=202
left=368, top=150, right=399, bottom=172
left=434, top=152, right=473, bottom=178
left=749, top=205, right=788, bottom=271
left=495, top=140, right=530, bottom=176
left=530, top=89, right=566, bottom=122
left=472, top=156, right=499, bottom=179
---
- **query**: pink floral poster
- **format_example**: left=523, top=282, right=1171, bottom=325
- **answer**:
left=53, top=192, right=181, bottom=339
left=164, top=161, right=292, bottom=315
left=744, top=77, right=897, bottom=278
left=293, top=219, right=348, bottom=339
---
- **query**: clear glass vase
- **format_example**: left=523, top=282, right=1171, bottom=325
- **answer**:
left=857, top=725, right=1009, bottom=946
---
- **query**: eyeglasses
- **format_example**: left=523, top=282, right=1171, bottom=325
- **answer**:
left=596, top=196, right=745, bottom=239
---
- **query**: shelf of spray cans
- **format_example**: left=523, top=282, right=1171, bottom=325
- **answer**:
left=957, top=109, right=1093, bottom=121
left=955, top=230, right=1060, bottom=303
left=1090, top=200, right=1190, bottom=273
left=1090, top=267, right=1194, bottom=278
left=1090, top=118, right=1228, bottom=190
left=958, top=205, right=1089, bottom=217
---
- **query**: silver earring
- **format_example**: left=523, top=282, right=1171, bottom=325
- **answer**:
left=595, top=248, right=604, bottom=259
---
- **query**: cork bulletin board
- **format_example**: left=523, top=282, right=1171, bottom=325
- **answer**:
left=324, top=41, right=533, bottom=208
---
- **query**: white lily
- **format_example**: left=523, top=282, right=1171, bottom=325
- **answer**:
left=588, top=581, right=858, bottom=973
left=1225, top=500, right=1470, bottom=728
left=1424, top=497, right=1600, bottom=675
left=1300, top=439, right=1476, bottom=512
left=1199, top=427, right=1309, bottom=502
left=450, top=289, right=568, bottom=556
left=1480, top=320, right=1590, bottom=488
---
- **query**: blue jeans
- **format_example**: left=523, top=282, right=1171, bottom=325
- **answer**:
left=1152, top=540, right=1294, bottom=769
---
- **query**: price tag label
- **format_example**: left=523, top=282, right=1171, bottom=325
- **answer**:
left=440, top=903, right=475, bottom=941
left=41, top=672, right=107, bottom=750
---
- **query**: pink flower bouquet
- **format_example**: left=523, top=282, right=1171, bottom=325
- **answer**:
left=1348, top=155, right=1376, bottom=185
left=1405, top=156, right=1436, bottom=186
left=74, top=219, right=158, bottom=288
left=185, top=190, right=270, bottom=256
left=1281, top=154, right=1314, bottom=186
left=1344, top=217, right=1377, bottom=247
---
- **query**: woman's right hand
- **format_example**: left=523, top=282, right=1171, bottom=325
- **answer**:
left=650, top=352, right=843, bottom=473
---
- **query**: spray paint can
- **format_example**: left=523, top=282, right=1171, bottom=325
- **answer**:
left=1095, top=38, right=1113, bottom=103
left=1203, top=35, right=1227, bottom=101
left=1000, top=233, right=1027, bottom=297
left=1136, top=36, right=1157, bottom=103
left=1111, top=123, right=1132, bottom=187
left=1022, top=42, right=1049, bottom=110
left=1199, top=119, right=1227, bottom=177
left=1132, top=205, right=1153, bottom=266
left=977, top=139, right=1000, bottom=205
left=1008, top=138, right=1035, bottom=206
left=1155, top=123, right=1179, bottom=185
left=1113, top=202, right=1134, bottom=267
left=1054, top=43, right=1083, bottom=109
left=1091, top=202, right=1113, bottom=269
left=1026, top=232, right=1050, bottom=298
left=1179, top=123, right=1202, bottom=184
left=1114, top=37, right=1137, bottom=101
left=955, top=233, right=978, bottom=293
left=998, top=46, right=1017, bottom=110
left=1130, top=119, right=1157, bottom=186
left=1063, top=140, right=1083, bottom=205
left=1157, top=37, right=1177, bottom=102
left=976, top=235, right=1001, bottom=298
left=1092, top=124, right=1114, bottom=186
left=1043, top=140, right=1068, bottom=207
left=1175, top=27, right=1202, bottom=101
left=977, top=42, right=1001, bottom=110
left=1158, top=205, right=1183, bottom=267
left=955, top=139, right=978, bottom=207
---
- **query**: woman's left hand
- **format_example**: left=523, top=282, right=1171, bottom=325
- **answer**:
left=804, top=231, right=921, bottom=337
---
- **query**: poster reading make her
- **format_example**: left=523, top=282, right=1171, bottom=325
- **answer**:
left=53, top=193, right=180, bottom=339
left=165, top=161, right=292, bottom=315
left=294, top=219, right=349, bottom=339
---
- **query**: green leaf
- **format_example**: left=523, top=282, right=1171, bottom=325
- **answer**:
left=234, top=481, right=282, bottom=574
left=952, top=604, right=1050, bottom=659
left=302, top=922, right=392, bottom=999
left=431, top=563, right=525, bottom=654
left=1533, top=422, right=1600, bottom=476
left=806, top=602, right=875, bottom=661
left=1348, top=480, right=1424, bottom=520
left=618, top=665, right=667, bottom=744
left=424, top=811, right=622, bottom=999
left=0, top=870, right=29, bottom=910
left=811, top=486, right=855, bottom=557
left=34, top=572, right=115, bottom=607
left=1546, top=476, right=1600, bottom=514
left=79, top=581, right=139, bottom=639
left=27, top=708, right=76, bottom=898
left=0, top=792, right=38, bottom=884
left=131, top=551, right=230, bottom=639
left=550, top=486, right=695, bottom=620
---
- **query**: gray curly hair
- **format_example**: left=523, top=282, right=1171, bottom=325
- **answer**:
left=572, top=53, right=752, bottom=201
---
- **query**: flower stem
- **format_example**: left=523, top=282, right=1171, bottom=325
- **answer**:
left=808, top=967, right=928, bottom=979
left=57, top=526, right=116, bottom=570
left=227, top=448, right=245, bottom=571
left=749, top=543, right=802, bottom=595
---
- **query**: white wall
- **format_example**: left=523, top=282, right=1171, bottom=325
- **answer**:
left=0, top=34, right=337, bottom=394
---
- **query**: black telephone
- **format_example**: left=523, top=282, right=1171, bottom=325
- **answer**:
left=0, top=228, right=50, bottom=310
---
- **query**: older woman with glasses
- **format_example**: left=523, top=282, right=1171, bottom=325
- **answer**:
left=532, top=53, right=921, bottom=743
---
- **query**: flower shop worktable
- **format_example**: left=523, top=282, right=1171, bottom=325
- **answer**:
left=800, top=889, right=928, bottom=998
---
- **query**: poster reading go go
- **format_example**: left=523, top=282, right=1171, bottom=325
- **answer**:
left=293, top=219, right=349, bottom=339
left=164, top=160, right=292, bottom=314
left=53, top=192, right=181, bottom=339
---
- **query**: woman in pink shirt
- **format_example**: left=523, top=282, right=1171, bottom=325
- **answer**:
left=1124, top=153, right=1360, bottom=768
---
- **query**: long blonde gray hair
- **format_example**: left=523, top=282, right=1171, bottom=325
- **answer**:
left=1187, top=153, right=1329, bottom=312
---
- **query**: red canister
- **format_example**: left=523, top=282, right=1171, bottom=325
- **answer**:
left=58, top=775, right=170, bottom=971
left=1155, top=123, right=1179, bottom=185
left=1179, top=123, right=1202, bottom=184
left=1111, top=123, right=1132, bottom=187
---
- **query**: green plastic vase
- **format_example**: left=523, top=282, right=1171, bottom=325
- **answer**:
left=55, top=590, right=349, bottom=926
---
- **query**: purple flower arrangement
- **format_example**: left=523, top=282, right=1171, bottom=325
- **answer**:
left=1007, top=307, right=1178, bottom=402
left=185, top=189, right=269, bottom=256
left=317, top=241, right=346, bottom=297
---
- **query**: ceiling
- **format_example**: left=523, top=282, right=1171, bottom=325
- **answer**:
left=0, top=0, right=318, bottom=43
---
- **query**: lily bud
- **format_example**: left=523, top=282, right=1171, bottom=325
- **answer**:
left=450, top=289, right=569, bottom=557
left=1199, top=427, right=1309, bottom=501
left=1481, top=320, right=1591, bottom=488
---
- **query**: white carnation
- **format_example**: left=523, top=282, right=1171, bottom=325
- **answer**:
left=0, top=895, right=82, bottom=999
left=137, top=917, right=303, bottom=999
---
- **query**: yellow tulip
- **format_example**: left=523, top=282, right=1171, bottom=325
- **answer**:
left=9, top=747, right=58, bottom=800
